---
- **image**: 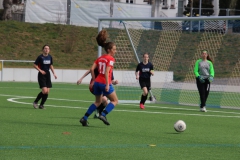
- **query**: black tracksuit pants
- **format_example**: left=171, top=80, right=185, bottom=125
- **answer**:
left=196, top=78, right=210, bottom=108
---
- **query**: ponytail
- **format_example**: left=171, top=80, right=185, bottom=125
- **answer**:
left=207, top=55, right=213, bottom=63
left=96, top=30, right=115, bottom=53
left=96, top=30, right=107, bottom=47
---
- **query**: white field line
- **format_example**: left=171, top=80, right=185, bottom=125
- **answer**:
left=0, top=87, right=88, bottom=91
left=1, top=94, right=240, bottom=118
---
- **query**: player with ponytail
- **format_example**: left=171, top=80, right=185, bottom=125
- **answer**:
left=79, top=30, right=118, bottom=126
left=194, top=50, right=215, bottom=112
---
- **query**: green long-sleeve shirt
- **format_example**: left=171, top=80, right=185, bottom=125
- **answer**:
left=194, top=59, right=214, bottom=79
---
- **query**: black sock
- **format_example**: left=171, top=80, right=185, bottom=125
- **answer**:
left=140, top=94, right=148, bottom=105
left=40, top=94, right=48, bottom=106
left=102, top=110, right=108, bottom=116
left=98, top=103, right=105, bottom=114
left=34, top=92, right=43, bottom=103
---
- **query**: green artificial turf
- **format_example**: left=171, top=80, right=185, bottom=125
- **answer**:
left=0, top=82, right=240, bottom=160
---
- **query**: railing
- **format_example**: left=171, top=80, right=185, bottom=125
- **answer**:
left=0, top=60, right=34, bottom=81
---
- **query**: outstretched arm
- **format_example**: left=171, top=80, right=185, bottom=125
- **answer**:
left=77, top=69, right=91, bottom=85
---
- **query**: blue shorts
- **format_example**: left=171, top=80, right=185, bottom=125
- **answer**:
left=93, top=82, right=114, bottom=96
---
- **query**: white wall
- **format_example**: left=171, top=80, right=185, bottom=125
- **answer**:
left=2, top=68, right=238, bottom=93
left=0, top=68, right=173, bottom=83
left=24, top=0, right=151, bottom=26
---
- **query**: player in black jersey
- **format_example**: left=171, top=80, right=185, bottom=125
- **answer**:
left=77, top=68, right=118, bottom=118
left=135, top=53, right=154, bottom=109
left=33, top=45, right=57, bottom=109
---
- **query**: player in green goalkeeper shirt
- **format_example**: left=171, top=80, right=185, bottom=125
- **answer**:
left=194, top=50, right=215, bottom=112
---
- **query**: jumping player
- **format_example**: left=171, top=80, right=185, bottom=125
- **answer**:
left=33, top=45, right=57, bottom=109
left=79, top=29, right=118, bottom=126
left=135, top=53, right=154, bottom=109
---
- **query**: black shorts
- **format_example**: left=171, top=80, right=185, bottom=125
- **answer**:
left=38, top=71, right=52, bottom=88
left=139, top=77, right=151, bottom=91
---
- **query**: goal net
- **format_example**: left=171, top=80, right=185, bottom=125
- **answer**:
left=98, top=16, right=240, bottom=109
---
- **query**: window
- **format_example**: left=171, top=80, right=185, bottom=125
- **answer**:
left=126, top=0, right=133, bottom=3
left=170, top=0, right=175, bottom=9
left=162, top=0, right=168, bottom=9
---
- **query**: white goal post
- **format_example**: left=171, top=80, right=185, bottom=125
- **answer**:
left=98, top=16, right=240, bottom=109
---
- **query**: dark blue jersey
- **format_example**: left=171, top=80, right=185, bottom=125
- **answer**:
left=136, top=62, right=153, bottom=79
left=34, top=54, right=53, bottom=72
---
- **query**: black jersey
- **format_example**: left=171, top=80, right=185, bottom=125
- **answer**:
left=136, top=62, right=153, bottom=79
left=34, top=54, right=53, bottom=72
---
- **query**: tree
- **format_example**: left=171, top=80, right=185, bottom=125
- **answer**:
left=183, top=0, right=214, bottom=17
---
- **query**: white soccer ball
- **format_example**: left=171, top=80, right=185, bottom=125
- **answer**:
left=174, top=120, right=186, bottom=132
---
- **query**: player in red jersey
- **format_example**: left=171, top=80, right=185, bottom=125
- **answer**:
left=77, top=68, right=118, bottom=118
left=79, top=30, right=118, bottom=126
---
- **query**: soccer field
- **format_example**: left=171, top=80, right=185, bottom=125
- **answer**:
left=0, top=82, right=240, bottom=160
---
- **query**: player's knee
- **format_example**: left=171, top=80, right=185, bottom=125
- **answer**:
left=109, top=98, right=118, bottom=106
left=42, top=88, right=50, bottom=94
left=102, top=96, right=108, bottom=102
left=42, top=90, right=48, bottom=94
left=113, top=98, right=118, bottom=106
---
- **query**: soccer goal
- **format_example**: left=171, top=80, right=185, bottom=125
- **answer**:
left=98, top=16, right=240, bottom=109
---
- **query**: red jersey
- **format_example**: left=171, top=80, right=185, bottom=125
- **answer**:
left=94, top=54, right=115, bottom=85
